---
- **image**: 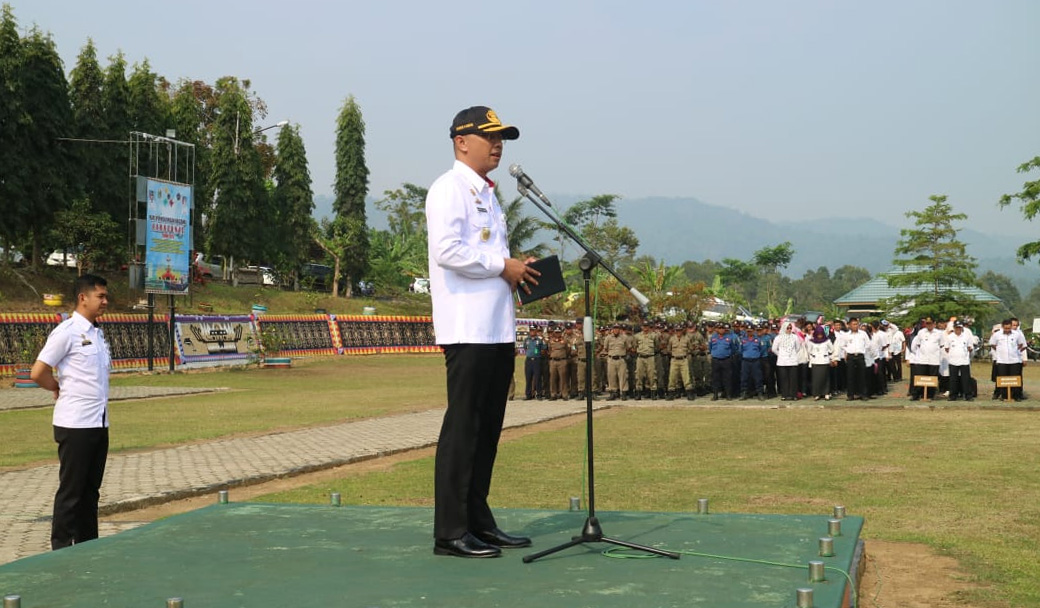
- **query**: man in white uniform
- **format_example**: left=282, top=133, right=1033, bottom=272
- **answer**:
left=31, top=274, right=111, bottom=550
left=426, top=106, right=539, bottom=558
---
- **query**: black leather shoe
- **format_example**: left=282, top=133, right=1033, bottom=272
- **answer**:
left=434, top=532, right=502, bottom=558
left=474, top=527, right=532, bottom=548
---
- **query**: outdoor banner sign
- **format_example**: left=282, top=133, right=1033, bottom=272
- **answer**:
left=144, top=178, right=192, bottom=295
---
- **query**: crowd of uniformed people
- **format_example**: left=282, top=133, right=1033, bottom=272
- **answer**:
left=516, top=314, right=1030, bottom=403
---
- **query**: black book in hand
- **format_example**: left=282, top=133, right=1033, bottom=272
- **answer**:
left=517, top=255, right=566, bottom=305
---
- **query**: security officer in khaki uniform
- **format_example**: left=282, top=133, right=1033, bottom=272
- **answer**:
left=634, top=320, right=658, bottom=400
left=564, top=321, right=582, bottom=399
left=668, top=323, right=695, bottom=400
left=594, top=326, right=608, bottom=395
left=602, top=324, right=630, bottom=400
left=688, top=323, right=710, bottom=396
left=624, top=324, right=638, bottom=399
left=547, top=327, right=569, bottom=400
left=574, top=320, right=592, bottom=400
left=656, top=321, right=671, bottom=399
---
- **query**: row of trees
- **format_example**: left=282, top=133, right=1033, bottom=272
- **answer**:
left=0, top=5, right=372, bottom=295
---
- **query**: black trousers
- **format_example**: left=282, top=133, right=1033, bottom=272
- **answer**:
left=846, top=354, right=867, bottom=398
left=711, top=357, right=731, bottom=397
left=994, top=362, right=1024, bottom=399
left=434, top=343, right=514, bottom=541
left=523, top=357, right=542, bottom=398
left=52, top=426, right=108, bottom=550
left=948, top=364, right=972, bottom=398
left=777, top=365, right=798, bottom=400
left=911, top=364, right=939, bottom=398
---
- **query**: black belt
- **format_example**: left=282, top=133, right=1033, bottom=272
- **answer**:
left=610, top=356, right=622, bottom=360
left=639, top=354, right=654, bottom=358
left=847, top=353, right=865, bottom=359
left=551, top=357, right=567, bottom=361
left=672, top=356, right=687, bottom=360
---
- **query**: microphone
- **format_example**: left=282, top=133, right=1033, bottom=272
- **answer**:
left=509, top=164, right=552, bottom=207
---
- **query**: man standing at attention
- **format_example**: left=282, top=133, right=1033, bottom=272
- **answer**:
left=31, top=274, right=111, bottom=550
left=426, top=106, right=538, bottom=558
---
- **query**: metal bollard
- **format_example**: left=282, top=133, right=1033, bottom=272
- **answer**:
left=569, top=497, right=581, bottom=511
left=833, top=505, right=846, bottom=519
left=330, top=492, right=341, bottom=507
left=217, top=490, right=228, bottom=504
left=166, top=598, right=184, bottom=608
left=808, top=560, right=826, bottom=582
left=697, top=498, right=709, bottom=515
left=795, top=587, right=814, bottom=608
left=827, top=518, right=842, bottom=537
left=4, top=595, right=21, bottom=608
left=818, top=536, right=834, bottom=557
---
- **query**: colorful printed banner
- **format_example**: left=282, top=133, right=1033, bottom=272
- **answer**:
left=144, top=178, right=192, bottom=295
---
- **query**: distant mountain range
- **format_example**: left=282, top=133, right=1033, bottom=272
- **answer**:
left=313, top=193, right=1040, bottom=293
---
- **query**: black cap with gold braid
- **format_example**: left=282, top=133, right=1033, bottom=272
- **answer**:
left=450, top=106, right=520, bottom=140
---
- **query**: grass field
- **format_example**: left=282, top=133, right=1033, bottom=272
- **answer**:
left=257, top=405, right=1040, bottom=607
left=3, top=356, right=1039, bottom=606
left=0, top=356, right=445, bottom=467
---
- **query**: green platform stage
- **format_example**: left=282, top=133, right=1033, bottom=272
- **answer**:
left=0, top=504, right=864, bottom=607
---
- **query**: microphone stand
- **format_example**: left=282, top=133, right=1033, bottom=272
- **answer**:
left=515, top=183, right=679, bottom=564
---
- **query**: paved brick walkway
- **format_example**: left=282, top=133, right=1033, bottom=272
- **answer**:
left=0, top=386, right=228, bottom=412
left=0, top=398, right=601, bottom=566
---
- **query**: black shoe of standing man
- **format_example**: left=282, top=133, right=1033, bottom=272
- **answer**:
left=434, top=532, right=502, bottom=558
left=474, top=527, right=532, bottom=548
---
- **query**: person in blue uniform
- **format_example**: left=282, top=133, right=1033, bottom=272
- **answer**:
left=739, top=330, right=766, bottom=399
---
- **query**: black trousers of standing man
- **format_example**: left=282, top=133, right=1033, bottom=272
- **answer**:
left=52, top=426, right=108, bottom=550
left=845, top=354, right=867, bottom=398
left=435, top=343, right=514, bottom=541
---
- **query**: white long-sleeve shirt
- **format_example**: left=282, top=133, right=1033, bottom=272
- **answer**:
left=945, top=331, right=974, bottom=366
left=426, top=160, right=514, bottom=345
left=911, top=328, right=944, bottom=366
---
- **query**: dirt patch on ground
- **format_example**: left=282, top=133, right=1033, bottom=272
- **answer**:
left=103, top=412, right=985, bottom=607
left=861, top=540, right=984, bottom=607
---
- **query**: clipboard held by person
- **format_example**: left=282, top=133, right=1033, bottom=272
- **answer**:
left=517, top=255, right=566, bottom=305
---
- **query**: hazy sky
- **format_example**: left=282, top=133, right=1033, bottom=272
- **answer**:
left=13, top=0, right=1040, bottom=236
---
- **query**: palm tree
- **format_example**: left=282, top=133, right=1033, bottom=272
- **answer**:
left=502, top=195, right=547, bottom=259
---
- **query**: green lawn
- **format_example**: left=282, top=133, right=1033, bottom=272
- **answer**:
left=258, top=406, right=1039, bottom=607
left=4, top=355, right=1039, bottom=605
left=0, top=356, right=446, bottom=467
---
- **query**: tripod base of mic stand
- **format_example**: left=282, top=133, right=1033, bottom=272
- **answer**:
left=522, top=516, right=681, bottom=563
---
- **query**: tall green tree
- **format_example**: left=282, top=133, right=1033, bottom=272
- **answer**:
left=19, top=27, right=73, bottom=265
left=271, top=123, right=314, bottom=283
left=752, top=241, right=794, bottom=316
left=375, top=183, right=427, bottom=237
left=67, top=39, right=105, bottom=218
left=96, top=51, right=130, bottom=225
left=998, top=155, right=1040, bottom=263
left=0, top=4, right=25, bottom=254
left=168, top=79, right=217, bottom=249
left=207, top=77, right=270, bottom=271
left=127, top=59, right=167, bottom=135
left=882, top=195, right=983, bottom=322
left=332, top=95, right=369, bottom=295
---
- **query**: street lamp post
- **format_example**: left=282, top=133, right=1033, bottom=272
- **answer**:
left=234, top=115, right=288, bottom=155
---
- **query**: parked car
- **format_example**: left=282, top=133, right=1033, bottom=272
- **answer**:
left=300, top=263, right=334, bottom=291
left=236, top=265, right=277, bottom=286
left=46, top=250, right=78, bottom=268
left=0, top=247, right=23, bottom=264
left=409, top=277, right=430, bottom=294
left=194, top=254, right=225, bottom=280
left=356, top=280, right=374, bottom=297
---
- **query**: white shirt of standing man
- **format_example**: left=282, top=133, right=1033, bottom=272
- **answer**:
left=426, top=108, right=538, bottom=344
left=32, top=282, right=111, bottom=428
